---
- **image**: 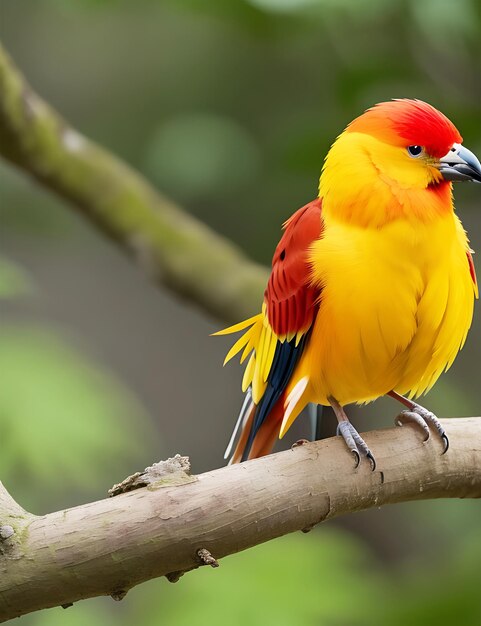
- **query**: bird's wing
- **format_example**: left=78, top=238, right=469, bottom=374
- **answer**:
left=215, top=198, right=323, bottom=461
left=267, top=199, right=323, bottom=341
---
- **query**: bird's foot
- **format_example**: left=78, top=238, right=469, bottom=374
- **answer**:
left=395, top=402, right=449, bottom=454
left=329, top=396, right=376, bottom=470
left=336, top=421, right=376, bottom=471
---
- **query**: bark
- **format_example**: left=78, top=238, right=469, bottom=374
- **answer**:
left=0, top=418, right=480, bottom=621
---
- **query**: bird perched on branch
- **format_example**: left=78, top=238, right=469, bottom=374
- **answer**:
left=215, top=99, right=479, bottom=468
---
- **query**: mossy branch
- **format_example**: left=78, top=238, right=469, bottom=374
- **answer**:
left=0, top=43, right=268, bottom=323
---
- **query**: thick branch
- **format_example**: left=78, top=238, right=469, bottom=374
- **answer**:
left=0, top=44, right=268, bottom=323
left=1, top=418, right=480, bottom=621
left=0, top=480, right=32, bottom=545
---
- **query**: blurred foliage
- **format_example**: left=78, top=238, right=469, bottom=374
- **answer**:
left=1, top=0, right=480, bottom=624
left=372, top=530, right=481, bottom=626
left=136, top=530, right=378, bottom=626
left=0, top=323, right=154, bottom=512
left=0, top=257, right=33, bottom=299
left=144, top=113, right=262, bottom=201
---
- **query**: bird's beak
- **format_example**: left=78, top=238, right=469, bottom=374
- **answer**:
left=438, top=143, right=481, bottom=183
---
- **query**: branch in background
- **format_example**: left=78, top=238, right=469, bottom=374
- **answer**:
left=0, top=44, right=268, bottom=324
left=1, top=418, right=480, bottom=621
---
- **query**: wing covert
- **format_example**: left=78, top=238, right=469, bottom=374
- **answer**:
left=266, top=199, right=323, bottom=342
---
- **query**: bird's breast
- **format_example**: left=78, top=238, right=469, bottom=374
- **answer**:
left=302, top=213, right=474, bottom=405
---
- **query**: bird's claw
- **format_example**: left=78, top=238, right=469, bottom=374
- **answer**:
left=351, top=449, right=361, bottom=469
left=441, top=433, right=449, bottom=455
left=396, top=410, right=430, bottom=442
left=337, top=421, right=376, bottom=471
left=395, top=404, right=449, bottom=453
left=366, top=451, right=377, bottom=472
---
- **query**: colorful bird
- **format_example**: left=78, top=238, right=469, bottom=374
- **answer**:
left=215, top=99, right=479, bottom=468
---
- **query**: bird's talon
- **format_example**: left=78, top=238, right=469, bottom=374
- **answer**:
left=352, top=450, right=361, bottom=469
left=367, top=452, right=376, bottom=471
left=390, top=393, right=450, bottom=456
left=396, top=410, right=430, bottom=440
left=441, top=434, right=449, bottom=454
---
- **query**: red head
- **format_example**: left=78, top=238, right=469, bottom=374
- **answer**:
left=320, top=99, right=480, bottom=227
left=347, top=99, right=462, bottom=158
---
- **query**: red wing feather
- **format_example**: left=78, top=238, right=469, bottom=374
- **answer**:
left=266, top=199, right=323, bottom=338
left=467, top=251, right=477, bottom=288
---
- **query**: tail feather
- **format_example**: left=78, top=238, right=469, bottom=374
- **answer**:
left=247, top=398, right=284, bottom=459
left=213, top=307, right=278, bottom=404
left=308, top=403, right=324, bottom=441
left=229, top=401, right=256, bottom=464
left=224, top=388, right=253, bottom=460
left=228, top=392, right=286, bottom=464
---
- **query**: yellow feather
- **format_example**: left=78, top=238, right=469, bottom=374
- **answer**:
left=240, top=331, right=256, bottom=364
left=251, top=364, right=266, bottom=404
left=258, top=325, right=272, bottom=382
left=223, top=331, right=252, bottom=366
left=240, top=344, right=253, bottom=365
left=262, top=328, right=278, bottom=383
left=212, top=313, right=262, bottom=336
left=242, top=353, right=256, bottom=392
left=252, top=326, right=267, bottom=403
left=295, top=332, right=304, bottom=347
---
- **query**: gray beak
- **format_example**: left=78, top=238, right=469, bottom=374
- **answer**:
left=438, top=143, right=481, bottom=183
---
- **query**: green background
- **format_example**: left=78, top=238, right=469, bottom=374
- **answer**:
left=0, top=1, right=480, bottom=624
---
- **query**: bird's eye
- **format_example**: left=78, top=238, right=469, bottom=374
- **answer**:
left=407, top=145, right=423, bottom=158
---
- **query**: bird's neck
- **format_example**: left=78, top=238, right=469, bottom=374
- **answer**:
left=318, top=131, right=454, bottom=229
left=320, top=178, right=454, bottom=229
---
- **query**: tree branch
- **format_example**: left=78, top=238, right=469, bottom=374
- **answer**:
left=0, top=43, right=268, bottom=323
left=1, top=418, right=480, bottom=621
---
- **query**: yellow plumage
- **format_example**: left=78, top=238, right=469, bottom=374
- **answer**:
left=219, top=304, right=278, bottom=403
left=217, top=99, right=479, bottom=463
left=303, top=210, right=475, bottom=406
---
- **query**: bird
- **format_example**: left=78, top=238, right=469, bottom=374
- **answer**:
left=215, top=99, right=480, bottom=468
